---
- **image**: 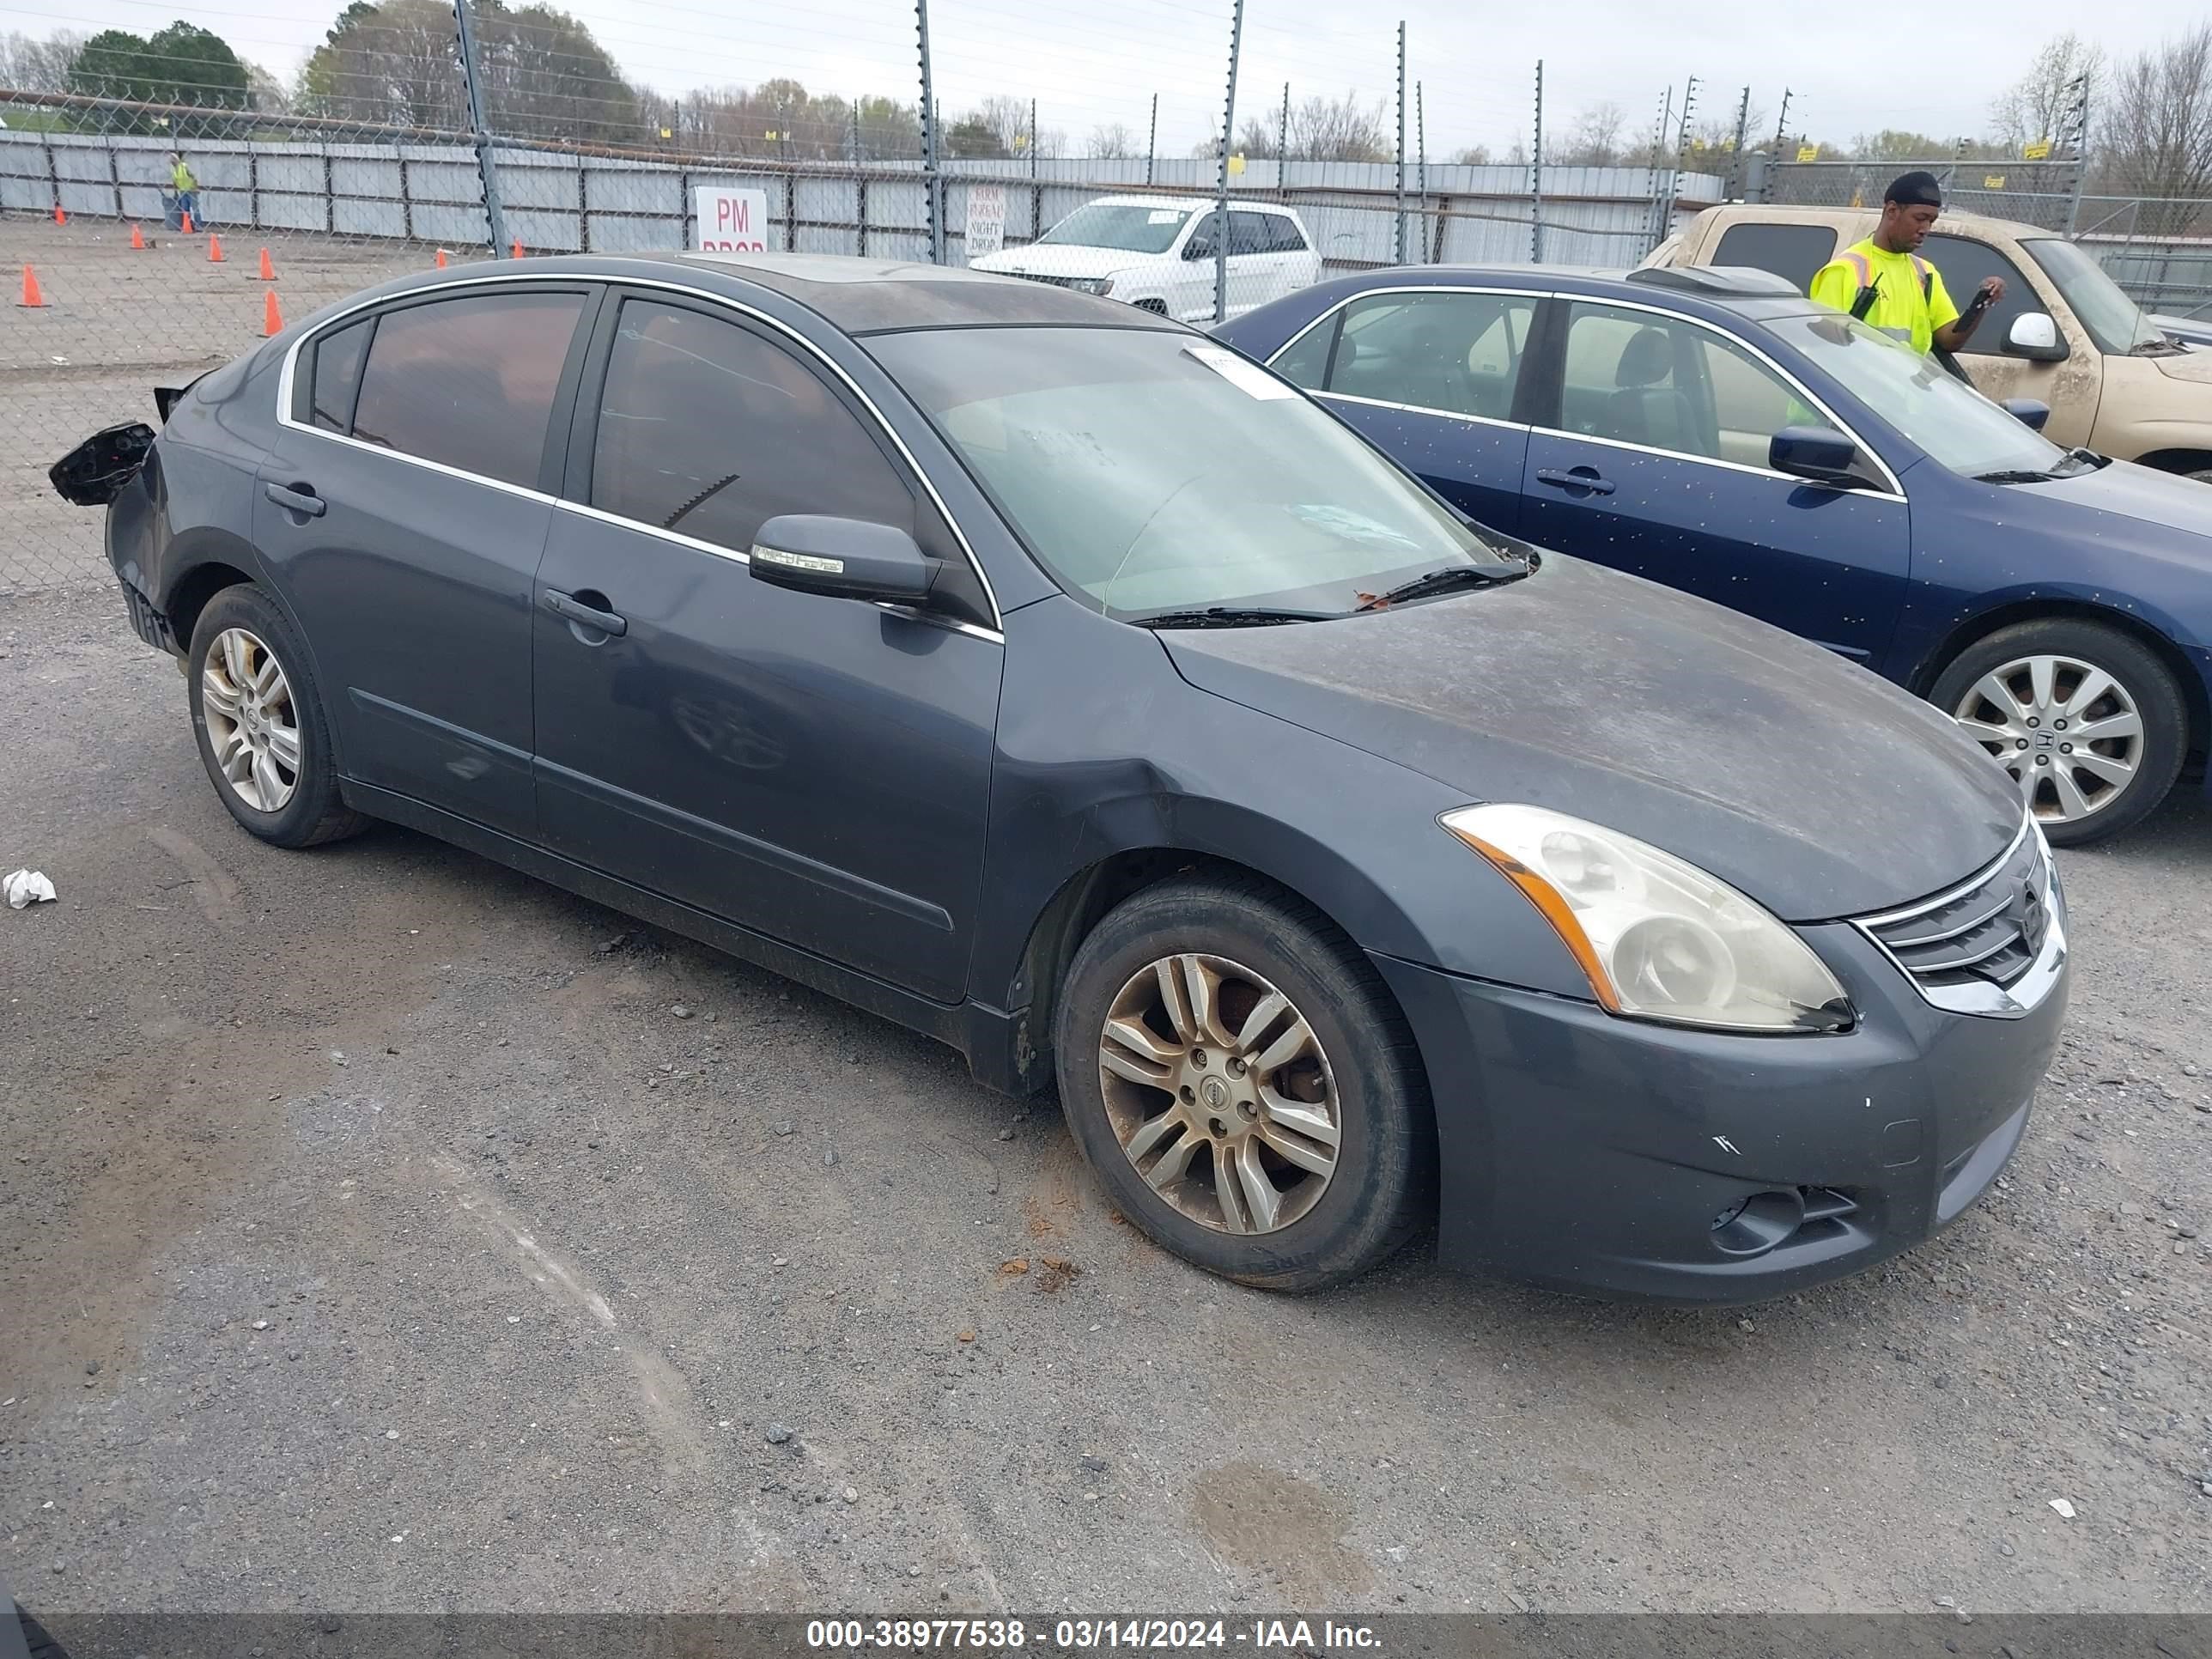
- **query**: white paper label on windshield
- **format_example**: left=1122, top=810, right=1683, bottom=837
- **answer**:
left=1184, top=345, right=1297, bottom=400
left=1147, top=209, right=1182, bottom=224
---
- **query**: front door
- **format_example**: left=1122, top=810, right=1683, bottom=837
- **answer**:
left=1918, top=233, right=2096, bottom=447
left=252, top=285, right=595, bottom=839
left=1526, top=298, right=1910, bottom=662
left=531, top=293, right=1001, bottom=1003
left=1273, top=288, right=1537, bottom=534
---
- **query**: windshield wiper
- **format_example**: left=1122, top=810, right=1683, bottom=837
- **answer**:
left=1356, top=560, right=1532, bottom=611
left=1974, top=469, right=2061, bottom=484
left=1127, top=605, right=1337, bottom=629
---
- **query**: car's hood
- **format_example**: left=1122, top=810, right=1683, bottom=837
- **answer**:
left=2013, top=456, right=2212, bottom=549
left=1164, top=556, right=2021, bottom=922
left=2154, top=345, right=2212, bottom=382
left=969, top=246, right=1129, bottom=280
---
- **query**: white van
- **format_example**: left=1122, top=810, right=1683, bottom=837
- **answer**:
left=969, top=196, right=1322, bottom=323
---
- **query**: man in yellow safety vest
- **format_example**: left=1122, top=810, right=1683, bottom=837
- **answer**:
left=1808, top=170, right=2003, bottom=356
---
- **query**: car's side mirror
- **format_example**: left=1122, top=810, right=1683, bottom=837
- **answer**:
left=2003, top=312, right=2068, bottom=362
left=1769, top=424, right=1863, bottom=486
left=2001, top=398, right=2051, bottom=431
left=748, top=515, right=941, bottom=605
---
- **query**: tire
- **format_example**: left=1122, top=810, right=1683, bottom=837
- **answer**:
left=186, top=584, right=368, bottom=848
left=1052, top=875, right=1430, bottom=1291
left=1929, top=617, right=2187, bottom=848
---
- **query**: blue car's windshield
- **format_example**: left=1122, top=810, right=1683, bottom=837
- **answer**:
left=1771, top=313, right=2069, bottom=479
left=869, top=326, right=1516, bottom=620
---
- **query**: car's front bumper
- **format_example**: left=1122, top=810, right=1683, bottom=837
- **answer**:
left=1374, top=915, right=2068, bottom=1304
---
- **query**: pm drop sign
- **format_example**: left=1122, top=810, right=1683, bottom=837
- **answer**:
left=695, top=186, right=771, bottom=252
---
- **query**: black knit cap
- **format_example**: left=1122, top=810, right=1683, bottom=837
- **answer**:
left=1886, top=170, right=1943, bottom=207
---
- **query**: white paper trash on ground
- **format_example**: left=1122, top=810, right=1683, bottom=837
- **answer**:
left=4, top=869, right=57, bottom=908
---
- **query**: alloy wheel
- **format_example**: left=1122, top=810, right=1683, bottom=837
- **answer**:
left=1951, top=653, right=2143, bottom=829
left=1096, top=952, right=1341, bottom=1236
left=200, top=626, right=301, bottom=812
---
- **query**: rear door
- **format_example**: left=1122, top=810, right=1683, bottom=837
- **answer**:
left=253, top=283, right=597, bottom=839
left=1522, top=297, right=1911, bottom=661
left=1268, top=211, right=1322, bottom=292
left=1271, top=287, right=1538, bottom=532
left=530, top=290, right=1001, bottom=1002
left=1226, top=210, right=1278, bottom=316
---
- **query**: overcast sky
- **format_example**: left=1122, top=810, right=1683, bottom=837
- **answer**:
left=3, top=0, right=2196, bottom=156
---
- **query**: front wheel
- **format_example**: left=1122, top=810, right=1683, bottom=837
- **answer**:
left=1931, top=617, right=2187, bottom=846
left=1053, top=877, right=1430, bottom=1291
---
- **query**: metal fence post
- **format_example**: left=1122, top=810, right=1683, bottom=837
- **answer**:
left=1530, top=60, right=1544, bottom=264
left=577, top=159, right=590, bottom=252
left=398, top=152, right=414, bottom=240
left=1394, top=22, right=1407, bottom=265
left=2063, top=71, right=2091, bottom=236
left=42, top=132, right=58, bottom=216
left=917, top=0, right=943, bottom=263
left=1213, top=0, right=1245, bottom=324
left=1727, top=85, right=1750, bottom=199
left=453, top=0, right=508, bottom=254
left=1279, top=82, right=1291, bottom=196
left=1416, top=78, right=1427, bottom=254
left=1147, top=93, right=1158, bottom=189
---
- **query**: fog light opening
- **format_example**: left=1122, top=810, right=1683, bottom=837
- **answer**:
left=1710, top=1189, right=1808, bottom=1258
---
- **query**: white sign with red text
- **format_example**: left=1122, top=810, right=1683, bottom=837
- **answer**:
left=695, top=186, right=770, bottom=252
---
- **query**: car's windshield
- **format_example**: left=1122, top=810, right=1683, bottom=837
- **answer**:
left=868, top=327, right=1515, bottom=619
left=1035, top=204, right=1193, bottom=255
left=1769, top=312, right=2070, bottom=479
left=2024, top=238, right=2163, bottom=353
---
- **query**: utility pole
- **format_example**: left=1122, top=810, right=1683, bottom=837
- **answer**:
left=1727, top=84, right=1750, bottom=198
left=1530, top=59, right=1545, bottom=263
left=453, top=0, right=507, bottom=256
left=915, top=0, right=942, bottom=262
left=1394, top=21, right=1407, bottom=264
left=1146, top=92, right=1158, bottom=188
left=1213, top=0, right=1244, bottom=323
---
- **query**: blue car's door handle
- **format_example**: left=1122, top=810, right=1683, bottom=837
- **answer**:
left=544, top=588, right=628, bottom=637
left=1534, top=467, right=1615, bottom=496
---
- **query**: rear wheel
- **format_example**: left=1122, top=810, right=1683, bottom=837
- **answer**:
left=186, top=585, right=367, bottom=848
left=1931, top=617, right=2186, bottom=846
left=1053, top=876, right=1429, bottom=1291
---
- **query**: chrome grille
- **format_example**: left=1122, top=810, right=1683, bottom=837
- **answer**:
left=1007, top=270, right=1085, bottom=290
left=1858, top=821, right=2056, bottom=1001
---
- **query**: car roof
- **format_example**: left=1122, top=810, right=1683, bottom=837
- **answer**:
left=1690, top=200, right=2059, bottom=243
left=1331, top=264, right=1832, bottom=325
left=1076, top=193, right=1296, bottom=215
left=340, top=250, right=1188, bottom=335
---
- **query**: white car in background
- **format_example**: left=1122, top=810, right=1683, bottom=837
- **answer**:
left=968, top=195, right=1322, bottom=322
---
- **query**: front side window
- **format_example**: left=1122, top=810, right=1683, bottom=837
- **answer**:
left=1036, top=203, right=1192, bottom=255
left=347, top=291, right=586, bottom=489
left=1918, top=234, right=2039, bottom=358
left=590, top=299, right=913, bottom=555
left=868, top=325, right=1515, bottom=621
left=1560, top=303, right=1824, bottom=465
left=1289, top=290, right=1535, bottom=422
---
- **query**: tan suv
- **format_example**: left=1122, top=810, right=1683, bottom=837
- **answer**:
left=1646, top=204, right=2212, bottom=479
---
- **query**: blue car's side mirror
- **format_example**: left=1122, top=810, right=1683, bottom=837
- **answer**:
left=1770, top=424, right=1861, bottom=486
left=2001, top=398, right=2051, bottom=432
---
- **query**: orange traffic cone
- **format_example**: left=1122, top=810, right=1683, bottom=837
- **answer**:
left=130, top=222, right=145, bottom=250
left=52, top=203, right=64, bottom=226
left=510, top=238, right=523, bottom=258
left=434, top=247, right=448, bottom=268
left=257, top=246, right=275, bottom=281
left=262, top=289, right=283, bottom=337
left=207, top=233, right=225, bottom=264
left=19, top=264, right=48, bottom=307
left=180, top=210, right=194, bottom=234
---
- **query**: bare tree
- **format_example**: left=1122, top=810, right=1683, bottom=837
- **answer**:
left=1447, top=144, right=1492, bottom=165
left=1285, top=91, right=1390, bottom=162
left=247, top=61, right=290, bottom=113
left=2102, top=23, right=2212, bottom=232
left=1087, top=121, right=1137, bottom=159
left=1991, top=32, right=2103, bottom=151
left=1558, top=100, right=1626, bottom=165
left=0, top=28, right=84, bottom=93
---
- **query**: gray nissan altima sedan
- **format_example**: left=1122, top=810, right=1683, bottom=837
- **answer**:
left=53, top=252, right=2069, bottom=1299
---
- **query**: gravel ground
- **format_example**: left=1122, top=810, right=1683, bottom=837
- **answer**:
left=3, top=579, right=2210, bottom=1618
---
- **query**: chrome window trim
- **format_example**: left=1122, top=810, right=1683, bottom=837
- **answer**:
left=1313, top=389, right=1529, bottom=434
left=273, top=269, right=1004, bottom=631
left=1263, top=282, right=1908, bottom=501
left=1851, top=815, right=2065, bottom=1018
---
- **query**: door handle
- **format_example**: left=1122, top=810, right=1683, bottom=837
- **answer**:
left=544, top=588, right=628, bottom=637
left=1534, top=467, right=1615, bottom=496
left=263, top=480, right=325, bottom=517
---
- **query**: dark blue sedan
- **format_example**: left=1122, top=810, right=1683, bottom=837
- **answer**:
left=1218, top=265, right=2212, bottom=844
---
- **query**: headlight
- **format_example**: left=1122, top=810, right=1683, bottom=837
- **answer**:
left=1073, top=276, right=1115, bottom=296
left=1442, top=804, right=1854, bottom=1034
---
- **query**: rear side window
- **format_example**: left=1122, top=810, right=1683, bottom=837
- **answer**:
left=347, top=291, right=586, bottom=489
left=1919, top=234, right=2037, bottom=357
left=589, top=299, right=913, bottom=556
left=1267, top=216, right=1309, bottom=252
left=1229, top=211, right=1271, bottom=255
left=1712, top=222, right=1838, bottom=292
left=1290, top=289, right=1534, bottom=422
left=307, top=319, right=371, bottom=434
